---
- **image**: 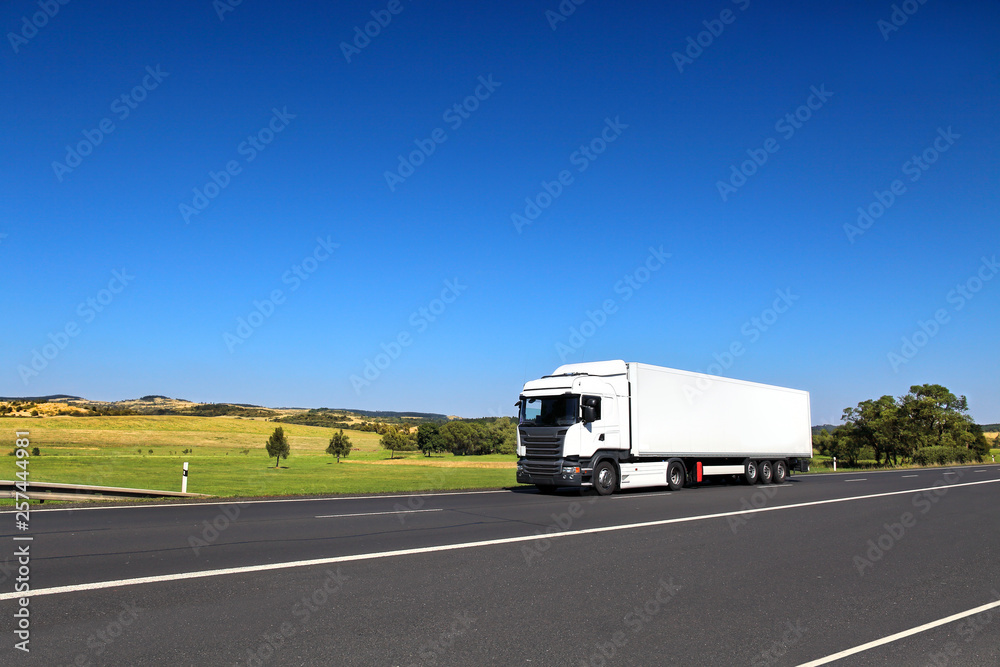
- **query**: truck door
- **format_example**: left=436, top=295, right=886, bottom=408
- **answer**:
left=583, top=391, right=621, bottom=451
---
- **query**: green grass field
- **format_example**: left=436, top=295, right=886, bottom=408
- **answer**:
left=808, top=449, right=1000, bottom=473
left=2, top=416, right=517, bottom=498
left=3, top=416, right=994, bottom=499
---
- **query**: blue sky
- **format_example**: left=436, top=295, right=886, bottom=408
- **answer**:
left=2, top=0, right=998, bottom=424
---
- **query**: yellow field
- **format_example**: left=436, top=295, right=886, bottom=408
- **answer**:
left=0, top=415, right=383, bottom=454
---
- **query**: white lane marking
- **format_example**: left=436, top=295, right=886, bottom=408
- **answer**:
left=611, top=492, right=672, bottom=499
left=316, top=509, right=443, bottom=519
left=975, top=470, right=987, bottom=473
left=902, top=475, right=918, bottom=478
left=805, top=464, right=1000, bottom=479
left=845, top=479, right=867, bottom=482
left=796, top=598, right=1000, bottom=666
left=0, top=489, right=509, bottom=513
left=5, top=477, right=999, bottom=601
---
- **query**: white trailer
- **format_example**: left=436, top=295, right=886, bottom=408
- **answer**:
left=515, top=360, right=812, bottom=495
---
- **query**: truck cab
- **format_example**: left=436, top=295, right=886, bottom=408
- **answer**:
left=515, top=361, right=629, bottom=493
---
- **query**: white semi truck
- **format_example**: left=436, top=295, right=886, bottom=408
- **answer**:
left=515, top=360, right=812, bottom=495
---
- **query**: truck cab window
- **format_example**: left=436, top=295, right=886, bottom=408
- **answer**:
left=520, top=396, right=580, bottom=427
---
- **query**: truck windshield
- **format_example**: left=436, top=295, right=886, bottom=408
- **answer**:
left=519, top=395, right=579, bottom=427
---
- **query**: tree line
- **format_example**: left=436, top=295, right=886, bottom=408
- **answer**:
left=381, top=418, right=517, bottom=458
left=812, top=384, right=993, bottom=467
left=262, top=417, right=517, bottom=467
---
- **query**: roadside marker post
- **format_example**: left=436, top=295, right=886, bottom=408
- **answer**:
left=182, top=462, right=189, bottom=493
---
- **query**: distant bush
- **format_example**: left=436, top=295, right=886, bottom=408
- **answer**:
left=912, top=446, right=971, bottom=466
left=178, top=404, right=275, bottom=418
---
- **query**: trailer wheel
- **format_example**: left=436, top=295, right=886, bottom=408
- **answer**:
left=743, top=460, right=759, bottom=485
left=536, top=484, right=558, bottom=494
left=593, top=461, right=618, bottom=496
left=773, top=460, right=788, bottom=484
left=667, top=461, right=685, bottom=491
left=759, top=460, right=773, bottom=485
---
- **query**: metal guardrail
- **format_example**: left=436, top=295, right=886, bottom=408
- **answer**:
left=0, top=480, right=210, bottom=502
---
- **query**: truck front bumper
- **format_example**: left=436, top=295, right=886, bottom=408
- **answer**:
left=516, top=459, right=591, bottom=488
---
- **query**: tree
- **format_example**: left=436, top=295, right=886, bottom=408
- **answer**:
left=438, top=421, right=474, bottom=455
left=326, top=429, right=352, bottom=462
left=842, top=396, right=903, bottom=465
left=812, top=429, right=834, bottom=456
left=488, top=418, right=517, bottom=455
left=416, top=423, right=443, bottom=457
left=836, top=384, right=984, bottom=466
left=266, top=426, right=290, bottom=468
left=968, top=424, right=990, bottom=461
left=827, top=421, right=864, bottom=467
left=380, top=427, right=415, bottom=459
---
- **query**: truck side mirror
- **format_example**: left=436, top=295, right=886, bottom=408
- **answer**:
left=581, top=405, right=597, bottom=423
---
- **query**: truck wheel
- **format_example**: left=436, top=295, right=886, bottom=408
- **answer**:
left=593, top=461, right=618, bottom=496
left=743, top=460, right=759, bottom=485
left=759, top=460, right=773, bottom=485
left=536, top=484, right=558, bottom=494
left=773, top=460, right=788, bottom=484
left=667, top=461, right=685, bottom=491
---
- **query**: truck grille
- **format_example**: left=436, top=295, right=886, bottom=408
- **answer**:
left=522, top=460, right=561, bottom=476
left=520, top=430, right=565, bottom=459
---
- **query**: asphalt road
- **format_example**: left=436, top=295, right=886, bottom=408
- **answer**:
left=3, top=465, right=1000, bottom=666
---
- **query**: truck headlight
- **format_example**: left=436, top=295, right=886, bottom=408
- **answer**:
left=561, top=466, right=580, bottom=474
